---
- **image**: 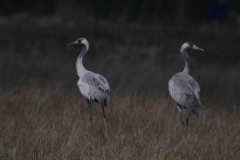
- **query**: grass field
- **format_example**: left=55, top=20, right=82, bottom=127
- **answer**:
left=0, top=17, right=240, bottom=159
left=0, top=88, right=239, bottom=159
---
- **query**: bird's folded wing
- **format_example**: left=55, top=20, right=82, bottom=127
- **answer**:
left=173, top=79, right=193, bottom=95
left=82, top=72, right=110, bottom=93
left=178, top=80, right=200, bottom=114
left=170, top=79, right=200, bottom=115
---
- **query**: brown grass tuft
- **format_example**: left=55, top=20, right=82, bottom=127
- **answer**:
left=0, top=88, right=239, bottom=159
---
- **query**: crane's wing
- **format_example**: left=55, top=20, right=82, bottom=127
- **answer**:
left=169, top=73, right=200, bottom=116
left=81, top=72, right=110, bottom=95
left=171, top=73, right=200, bottom=98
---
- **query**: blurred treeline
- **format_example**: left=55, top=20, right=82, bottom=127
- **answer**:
left=1, top=0, right=240, bottom=23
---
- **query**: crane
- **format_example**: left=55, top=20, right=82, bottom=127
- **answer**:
left=68, top=38, right=110, bottom=137
left=168, top=42, right=204, bottom=133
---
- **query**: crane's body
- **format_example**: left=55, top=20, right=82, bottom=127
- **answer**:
left=68, top=38, right=110, bottom=137
left=77, top=71, right=110, bottom=106
left=168, top=42, right=203, bottom=132
left=169, top=72, right=200, bottom=117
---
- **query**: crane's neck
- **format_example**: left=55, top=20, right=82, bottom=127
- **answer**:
left=76, top=44, right=89, bottom=77
left=181, top=49, right=190, bottom=74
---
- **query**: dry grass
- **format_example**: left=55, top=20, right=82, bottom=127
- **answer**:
left=0, top=87, right=239, bottom=159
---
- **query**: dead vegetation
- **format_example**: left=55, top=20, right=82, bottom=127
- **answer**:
left=0, top=88, right=239, bottom=159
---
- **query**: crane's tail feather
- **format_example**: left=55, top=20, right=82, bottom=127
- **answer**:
left=185, top=95, right=200, bottom=117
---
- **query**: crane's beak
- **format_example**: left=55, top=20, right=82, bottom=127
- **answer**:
left=193, top=45, right=204, bottom=51
left=67, top=40, right=78, bottom=45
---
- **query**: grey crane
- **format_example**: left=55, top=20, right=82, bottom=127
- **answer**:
left=68, top=38, right=110, bottom=137
left=168, top=42, right=204, bottom=132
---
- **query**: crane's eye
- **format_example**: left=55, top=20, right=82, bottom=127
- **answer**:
left=78, top=39, right=82, bottom=43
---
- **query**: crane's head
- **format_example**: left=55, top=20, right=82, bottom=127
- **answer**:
left=181, top=42, right=204, bottom=52
left=68, top=38, right=89, bottom=47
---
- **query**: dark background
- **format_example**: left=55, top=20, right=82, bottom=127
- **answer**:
left=1, top=0, right=240, bottom=22
left=0, top=0, right=240, bottom=107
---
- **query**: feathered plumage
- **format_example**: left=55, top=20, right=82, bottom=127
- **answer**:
left=168, top=42, right=203, bottom=132
left=68, top=37, right=110, bottom=137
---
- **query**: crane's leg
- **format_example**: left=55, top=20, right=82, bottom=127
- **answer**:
left=186, top=117, right=189, bottom=127
left=86, top=99, right=92, bottom=136
left=178, top=105, right=185, bottom=135
left=180, top=112, right=185, bottom=127
left=180, top=112, right=185, bottom=133
left=102, top=105, right=108, bottom=137
left=178, top=105, right=184, bottom=126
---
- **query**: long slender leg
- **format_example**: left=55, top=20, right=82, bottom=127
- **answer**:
left=186, top=117, right=189, bottom=127
left=180, top=112, right=184, bottom=127
left=180, top=112, right=185, bottom=134
left=178, top=105, right=185, bottom=135
left=86, top=99, right=92, bottom=136
left=102, top=105, right=108, bottom=137
left=177, top=105, right=184, bottom=126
